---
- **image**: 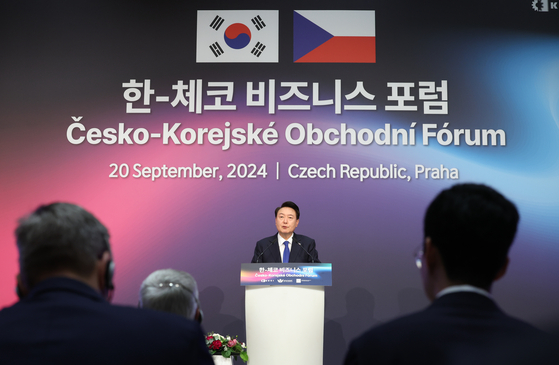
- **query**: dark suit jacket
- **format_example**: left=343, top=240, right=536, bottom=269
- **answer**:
left=344, top=292, right=549, bottom=365
left=0, top=277, right=213, bottom=365
left=251, top=232, right=320, bottom=263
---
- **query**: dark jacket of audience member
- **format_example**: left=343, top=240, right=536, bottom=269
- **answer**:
left=0, top=203, right=213, bottom=365
left=344, top=184, right=551, bottom=365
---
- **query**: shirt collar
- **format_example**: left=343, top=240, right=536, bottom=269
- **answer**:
left=27, top=277, right=105, bottom=302
left=277, top=233, right=293, bottom=245
left=436, top=284, right=492, bottom=299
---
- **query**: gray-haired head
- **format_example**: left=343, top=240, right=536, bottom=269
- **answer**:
left=16, top=202, right=111, bottom=290
left=139, top=269, right=200, bottom=320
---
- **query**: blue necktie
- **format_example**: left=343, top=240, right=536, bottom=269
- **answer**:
left=283, top=241, right=290, bottom=263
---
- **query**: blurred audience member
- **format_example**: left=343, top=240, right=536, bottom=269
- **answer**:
left=344, top=184, right=551, bottom=365
left=0, top=202, right=213, bottom=365
left=139, top=268, right=202, bottom=322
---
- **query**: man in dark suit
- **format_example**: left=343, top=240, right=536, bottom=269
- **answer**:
left=344, top=183, right=549, bottom=365
left=0, top=203, right=213, bottom=365
left=251, top=201, right=320, bottom=263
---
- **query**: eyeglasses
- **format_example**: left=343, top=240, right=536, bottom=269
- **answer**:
left=413, top=245, right=424, bottom=269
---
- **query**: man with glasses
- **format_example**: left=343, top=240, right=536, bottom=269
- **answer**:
left=344, top=183, right=549, bottom=365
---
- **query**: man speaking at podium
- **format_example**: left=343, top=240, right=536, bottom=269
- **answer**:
left=251, top=201, right=320, bottom=263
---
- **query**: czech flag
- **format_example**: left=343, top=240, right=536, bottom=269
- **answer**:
left=294, top=10, right=375, bottom=63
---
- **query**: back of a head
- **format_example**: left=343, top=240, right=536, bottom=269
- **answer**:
left=424, top=183, right=519, bottom=288
left=139, top=269, right=199, bottom=320
left=16, top=202, right=110, bottom=289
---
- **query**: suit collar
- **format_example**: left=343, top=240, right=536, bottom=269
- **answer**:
left=429, top=291, right=500, bottom=313
left=26, top=277, right=105, bottom=303
left=267, top=234, right=281, bottom=262
left=437, top=285, right=492, bottom=299
left=274, top=232, right=299, bottom=243
left=289, top=240, right=301, bottom=263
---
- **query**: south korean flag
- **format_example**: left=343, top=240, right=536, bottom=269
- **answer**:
left=197, top=10, right=279, bottom=63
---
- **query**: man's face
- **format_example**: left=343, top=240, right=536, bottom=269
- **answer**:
left=275, top=207, right=299, bottom=239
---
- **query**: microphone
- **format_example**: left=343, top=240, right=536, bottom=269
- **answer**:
left=255, top=241, right=275, bottom=263
left=295, top=239, right=315, bottom=263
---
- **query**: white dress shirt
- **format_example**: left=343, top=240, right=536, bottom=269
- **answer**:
left=277, top=233, right=293, bottom=263
left=436, top=284, right=493, bottom=299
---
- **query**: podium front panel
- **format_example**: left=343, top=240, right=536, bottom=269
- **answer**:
left=245, top=285, right=324, bottom=365
left=241, top=263, right=332, bottom=286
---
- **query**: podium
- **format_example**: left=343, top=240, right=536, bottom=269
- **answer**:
left=241, top=263, right=332, bottom=365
